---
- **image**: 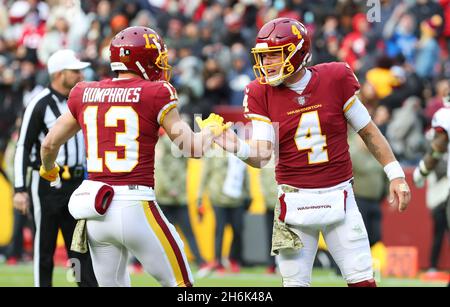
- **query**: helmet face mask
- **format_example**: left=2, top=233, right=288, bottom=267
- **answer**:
left=252, top=18, right=311, bottom=86
left=252, top=43, right=302, bottom=86
left=154, top=50, right=172, bottom=81
left=110, top=26, right=172, bottom=81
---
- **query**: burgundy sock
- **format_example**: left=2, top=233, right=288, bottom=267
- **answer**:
left=348, top=279, right=377, bottom=287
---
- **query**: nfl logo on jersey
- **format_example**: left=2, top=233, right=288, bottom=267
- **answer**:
left=297, top=96, right=306, bottom=106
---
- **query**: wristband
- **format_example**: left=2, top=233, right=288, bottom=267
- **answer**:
left=236, top=138, right=250, bottom=161
left=383, top=161, right=405, bottom=181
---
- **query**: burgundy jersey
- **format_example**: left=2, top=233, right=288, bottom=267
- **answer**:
left=68, top=78, right=178, bottom=187
left=244, top=62, right=360, bottom=188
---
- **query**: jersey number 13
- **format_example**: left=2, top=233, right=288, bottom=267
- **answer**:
left=83, top=106, right=139, bottom=172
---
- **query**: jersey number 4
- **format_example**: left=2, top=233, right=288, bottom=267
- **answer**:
left=84, top=106, right=139, bottom=172
left=294, top=111, right=329, bottom=164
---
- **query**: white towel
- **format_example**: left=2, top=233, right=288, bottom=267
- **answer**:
left=222, top=154, right=246, bottom=198
left=279, top=189, right=347, bottom=228
left=68, top=180, right=114, bottom=220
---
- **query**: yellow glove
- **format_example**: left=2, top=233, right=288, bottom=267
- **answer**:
left=195, top=113, right=232, bottom=136
left=39, top=163, right=61, bottom=184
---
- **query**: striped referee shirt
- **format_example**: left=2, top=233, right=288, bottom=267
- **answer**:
left=14, top=86, right=85, bottom=192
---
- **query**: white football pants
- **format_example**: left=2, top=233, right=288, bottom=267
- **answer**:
left=86, top=199, right=193, bottom=287
left=277, top=181, right=373, bottom=287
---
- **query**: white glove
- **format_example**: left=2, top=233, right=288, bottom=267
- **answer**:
left=413, top=160, right=429, bottom=188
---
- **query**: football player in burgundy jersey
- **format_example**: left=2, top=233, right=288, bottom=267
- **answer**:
left=413, top=93, right=450, bottom=189
left=39, top=26, right=229, bottom=287
left=413, top=95, right=449, bottom=286
left=212, top=18, right=411, bottom=287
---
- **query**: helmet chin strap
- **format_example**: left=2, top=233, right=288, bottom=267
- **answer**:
left=136, top=61, right=150, bottom=80
left=268, top=78, right=283, bottom=87
left=293, top=52, right=312, bottom=75
left=263, top=67, right=284, bottom=86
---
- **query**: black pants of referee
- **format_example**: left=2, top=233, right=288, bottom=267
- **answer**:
left=30, top=170, right=97, bottom=287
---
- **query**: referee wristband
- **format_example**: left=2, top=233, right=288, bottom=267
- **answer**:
left=383, top=161, right=405, bottom=181
left=236, top=138, right=250, bottom=161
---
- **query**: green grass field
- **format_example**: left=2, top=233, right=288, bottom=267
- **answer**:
left=0, top=263, right=446, bottom=287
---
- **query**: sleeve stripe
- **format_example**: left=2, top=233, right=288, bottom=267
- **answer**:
left=157, top=101, right=177, bottom=125
left=343, top=96, right=356, bottom=113
left=16, top=89, right=50, bottom=148
left=244, top=113, right=271, bottom=123
left=249, top=117, right=272, bottom=124
left=344, top=96, right=371, bottom=132
left=14, top=146, right=25, bottom=189
left=14, top=88, right=50, bottom=189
